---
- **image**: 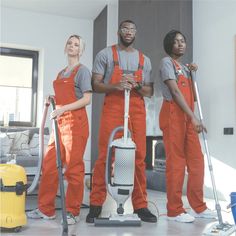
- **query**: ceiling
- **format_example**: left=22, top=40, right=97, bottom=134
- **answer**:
left=1, top=0, right=113, bottom=20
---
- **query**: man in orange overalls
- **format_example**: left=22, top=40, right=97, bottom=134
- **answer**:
left=28, top=35, right=92, bottom=225
left=86, top=20, right=157, bottom=223
left=159, top=30, right=217, bottom=223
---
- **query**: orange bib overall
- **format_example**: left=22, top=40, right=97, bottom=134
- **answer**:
left=90, top=45, right=148, bottom=210
left=159, top=60, right=207, bottom=217
left=38, top=65, right=89, bottom=216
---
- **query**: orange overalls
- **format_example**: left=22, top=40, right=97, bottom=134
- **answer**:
left=90, top=45, right=148, bottom=210
left=38, top=65, right=89, bottom=217
left=159, top=60, right=207, bottom=217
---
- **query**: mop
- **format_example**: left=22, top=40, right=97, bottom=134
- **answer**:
left=191, top=71, right=235, bottom=236
left=94, top=89, right=141, bottom=226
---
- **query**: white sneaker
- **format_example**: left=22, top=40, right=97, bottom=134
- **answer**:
left=190, top=208, right=217, bottom=219
left=27, top=209, right=56, bottom=220
left=61, top=212, right=80, bottom=225
left=168, top=213, right=195, bottom=223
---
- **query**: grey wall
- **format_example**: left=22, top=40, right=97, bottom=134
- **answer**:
left=119, top=0, right=193, bottom=96
left=91, top=6, right=107, bottom=168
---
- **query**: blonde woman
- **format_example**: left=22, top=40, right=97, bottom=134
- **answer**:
left=28, top=35, right=92, bottom=225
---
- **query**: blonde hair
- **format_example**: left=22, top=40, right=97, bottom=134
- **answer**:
left=65, top=34, right=85, bottom=57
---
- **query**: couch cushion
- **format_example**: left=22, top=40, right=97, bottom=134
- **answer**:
left=0, top=127, right=49, bottom=141
left=29, top=133, right=50, bottom=156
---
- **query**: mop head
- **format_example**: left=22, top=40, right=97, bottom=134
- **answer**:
left=94, top=214, right=141, bottom=227
left=203, top=222, right=236, bottom=236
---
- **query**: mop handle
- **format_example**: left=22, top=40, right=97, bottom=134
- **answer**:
left=124, top=89, right=130, bottom=143
left=191, top=71, right=223, bottom=224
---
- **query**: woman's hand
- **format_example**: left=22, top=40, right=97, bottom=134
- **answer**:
left=50, top=108, right=65, bottom=120
left=187, top=63, right=198, bottom=71
left=191, top=116, right=207, bottom=133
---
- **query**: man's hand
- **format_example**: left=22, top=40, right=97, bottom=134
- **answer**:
left=115, top=74, right=135, bottom=90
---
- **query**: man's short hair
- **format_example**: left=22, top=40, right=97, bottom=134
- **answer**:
left=119, top=20, right=137, bottom=30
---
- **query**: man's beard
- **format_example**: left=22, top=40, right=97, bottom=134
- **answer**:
left=120, top=35, right=135, bottom=47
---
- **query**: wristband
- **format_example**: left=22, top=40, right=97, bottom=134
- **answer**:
left=135, top=82, right=142, bottom=91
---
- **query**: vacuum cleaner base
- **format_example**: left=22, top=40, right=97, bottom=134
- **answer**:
left=203, top=222, right=236, bottom=236
left=94, top=214, right=141, bottom=227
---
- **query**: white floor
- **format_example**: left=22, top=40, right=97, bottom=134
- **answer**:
left=1, top=189, right=235, bottom=236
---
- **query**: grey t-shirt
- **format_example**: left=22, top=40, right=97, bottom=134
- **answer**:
left=92, top=46, right=152, bottom=84
left=159, top=57, right=190, bottom=101
left=61, top=64, right=92, bottom=99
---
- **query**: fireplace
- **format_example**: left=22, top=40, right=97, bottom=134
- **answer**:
left=145, top=136, right=165, bottom=170
left=145, top=136, right=166, bottom=192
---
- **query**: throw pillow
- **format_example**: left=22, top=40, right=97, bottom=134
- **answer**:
left=7, top=130, right=30, bottom=156
left=0, top=133, right=13, bottom=156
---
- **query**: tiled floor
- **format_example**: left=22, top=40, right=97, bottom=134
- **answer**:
left=1, top=190, right=235, bottom=236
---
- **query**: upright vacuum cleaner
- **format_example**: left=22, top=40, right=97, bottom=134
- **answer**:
left=191, top=72, right=235, bottom=236
left=94, top=89, right=141, bottom=227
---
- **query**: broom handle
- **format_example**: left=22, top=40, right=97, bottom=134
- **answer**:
left=191, top=71, right=223, bottom=224
left=124, top=89, right=130, bottom=143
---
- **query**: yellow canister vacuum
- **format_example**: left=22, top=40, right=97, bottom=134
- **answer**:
left=1, top=96, right=68, bottom=235
left=0, top=97, right=49, bottom=232
left=0, top=164, right=27, bottom=232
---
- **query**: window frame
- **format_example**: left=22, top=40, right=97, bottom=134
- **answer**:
left=0, top=47, right=39, bottom=127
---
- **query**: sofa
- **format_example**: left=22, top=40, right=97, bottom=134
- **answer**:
left=0, top=126, right=49, bottom=168
left=0, top=126, right=92, bottom=206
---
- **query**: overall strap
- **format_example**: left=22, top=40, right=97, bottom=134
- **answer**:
left=70, top=64, right=81, bottom=77
left=134, top=51, right=145, bottom=82
left=111, top=45, right=120, bottom=68
left=56, top=64, right=81, bottom=80
left=171, top=59, right=182, bottom=82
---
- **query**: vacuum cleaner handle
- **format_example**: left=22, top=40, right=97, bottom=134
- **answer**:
left=48, top=96, right=68, bottom=234
left=124, top=89, right=130, bottom=143
left=191, top=71, right=223, bottom=225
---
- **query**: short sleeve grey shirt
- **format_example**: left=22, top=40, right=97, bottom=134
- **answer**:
left=62, top=64, right=92, bottom=99
left=159, top=57, right=190, bottom=100
left=92, top=46, right=152, bottom=84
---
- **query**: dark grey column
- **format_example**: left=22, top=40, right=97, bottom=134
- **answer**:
left=91, top=6, right=107, bottom=168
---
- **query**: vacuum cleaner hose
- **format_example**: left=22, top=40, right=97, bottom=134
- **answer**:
left=27, top=97, right=50, bottom=194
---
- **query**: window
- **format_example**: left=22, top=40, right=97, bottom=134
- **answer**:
left=0, top=47, right=38, bottom=126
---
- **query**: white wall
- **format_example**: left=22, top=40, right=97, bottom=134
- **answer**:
left=106, top=0, right=118, bottom=46
left=1, top=7, right=93, bottom=168
left=193, top=0, right=236, bottom=199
